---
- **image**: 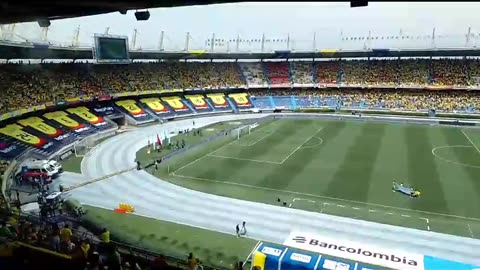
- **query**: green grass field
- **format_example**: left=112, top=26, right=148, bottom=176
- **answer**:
left=82, top=206, right=258, bottom=269
left=62, top=156, right=83, bottom=173
left=136, top=120, right=248, bottom=166
left=152, top=118, right=480, bottom=239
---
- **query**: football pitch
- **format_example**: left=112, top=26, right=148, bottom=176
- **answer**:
left=157, top=118, right=480, bottom=239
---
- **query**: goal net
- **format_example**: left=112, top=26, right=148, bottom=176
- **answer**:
left=234, top=123, right=259, bottom=140
left=73, top=136, right=98, bottom=157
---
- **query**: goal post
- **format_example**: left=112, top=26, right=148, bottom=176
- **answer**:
left=234, top=122, right=259, bottom=140
left=235, top=125, right=251, bottom=140
left=73, top=136, right=97, bottom=157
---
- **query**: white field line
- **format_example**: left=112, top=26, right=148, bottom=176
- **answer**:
left=420, top=218, right=430, bottom=231
left=170, top=173, right=480, bottom=222
left=467, top=224, right=475, bottom=238
left=298, top=137, right=323, bottom=149
left=207, top=154, right=281, bottom=164
left=289, top=197, right=315, bottom=207
left=170, top=139, right=237, bottom=174
left=431, top=145, right=480, bottom=169
left=280, top=127, right=324, bottom=164
left=243, top=240, right=262, bottom=267
left=237, top=131, right=274, bottom=147
left=460, top=129, right=480, bottom=155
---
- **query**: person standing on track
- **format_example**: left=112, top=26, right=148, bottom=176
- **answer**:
left=241, top=221, right=247, bottom=236
left=236, top=224, right=240, bottom=237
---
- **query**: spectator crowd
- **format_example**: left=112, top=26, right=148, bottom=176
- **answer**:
left=249, top=88, right=480, bottom=112
left=1, top=59, right=480, bottom=114
left=0, top=215, right=180, bottom=270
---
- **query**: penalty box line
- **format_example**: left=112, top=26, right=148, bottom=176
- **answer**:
left=172, top=122, right=282, bottom=174
left=169, top=173, right=480, bottom=223
left=207, top=154, right=282, bottom=164
left=170, top=139, right=238, bottom=175
left=207, top=127, right=325, bottom=165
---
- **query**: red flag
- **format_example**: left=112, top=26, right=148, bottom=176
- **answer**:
left=157, top=134, right=162, bottom=149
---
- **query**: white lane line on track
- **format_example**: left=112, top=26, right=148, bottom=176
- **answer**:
left=461, top=129, right=480, bottom=155
left=280, top=127, right=324, bottom=164
left=207, top=154, right=281, bottom=164
left=467, top=224, right=475, bottom=238
left=420, top=218, right=430, bottom=231
left=170, top=173, right=480, bottom=222
left=82, top=202, right=264, bottom=242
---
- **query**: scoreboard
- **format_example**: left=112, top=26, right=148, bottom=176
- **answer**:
left=94, top=34, right=130, bottom=64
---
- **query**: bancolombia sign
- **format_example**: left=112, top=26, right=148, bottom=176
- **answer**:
left=283, top=231, right=424, bottom=270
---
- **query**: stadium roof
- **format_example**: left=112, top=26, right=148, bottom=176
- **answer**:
left=0, top=0, right=240, bottom=24
left=2, top=42, right=480, bottom=61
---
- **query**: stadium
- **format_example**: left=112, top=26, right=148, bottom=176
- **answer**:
left=1, top=2, right=480, bottom=270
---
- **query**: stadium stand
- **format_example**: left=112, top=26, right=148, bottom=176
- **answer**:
left=239, top=63, right=268, bottom=88
left=431, top=58, right=469, bottom=87
left=3, top=60, right=480, bottom=115
left=396, top=59, right=430, bottom=87
left=0, top=213, right=188, bottom=270
left=290, top=62, right=315, bottom=86
left=264, top=62, right=291, bottom=87
left=316, top=60, right=341, bottom=84
left=205, top=93, right=233, bottom=111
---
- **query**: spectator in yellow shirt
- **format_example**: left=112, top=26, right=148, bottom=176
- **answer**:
left=80, top=239, right=90, bottom=259
left=60, top=224, right=72, bottom=243
left=100, top=228, right=110, bottom=243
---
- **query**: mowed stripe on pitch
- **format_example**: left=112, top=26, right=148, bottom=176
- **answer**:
left=193, top=119, right=302, bottom=182
left=326, top=122, right=386, bottom=202
left=258, top=121, right=346, bottom=192
left=442, top=128, right=480, bottom=218
left=405, top=125, right=448, bottom=214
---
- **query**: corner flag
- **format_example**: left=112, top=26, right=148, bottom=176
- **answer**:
left=157, top=134, right=162, bottom=149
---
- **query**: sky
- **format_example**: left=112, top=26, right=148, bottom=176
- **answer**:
left=2, top=2, right=480, bottom=52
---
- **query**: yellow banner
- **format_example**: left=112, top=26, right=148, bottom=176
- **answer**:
left=17, top=117, right=61, bottom=137
left=139, top=98, right=169, bottom=113
left=185, top=95, right=208, bottom=109
left=161, top=96, right=188, bottom=111
left=44, top=111, right=83, bottom=129
left=320, top=49, right=337, bottom=53
left=67, top=107, right=103, bottom=124
left=189, top=50, right=205, bottom=55
left=66, top=97, right=81, bottom=103
left=115, top=100, right=145, bottom=115
left=206, top=93, right=229, bottom=107
left=228, top=93, right=251, bottom=107
left=0, top=124, right=46, bottom=146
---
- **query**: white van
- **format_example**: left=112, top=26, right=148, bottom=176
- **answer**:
left=47, top=160, right=63, bottom=174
